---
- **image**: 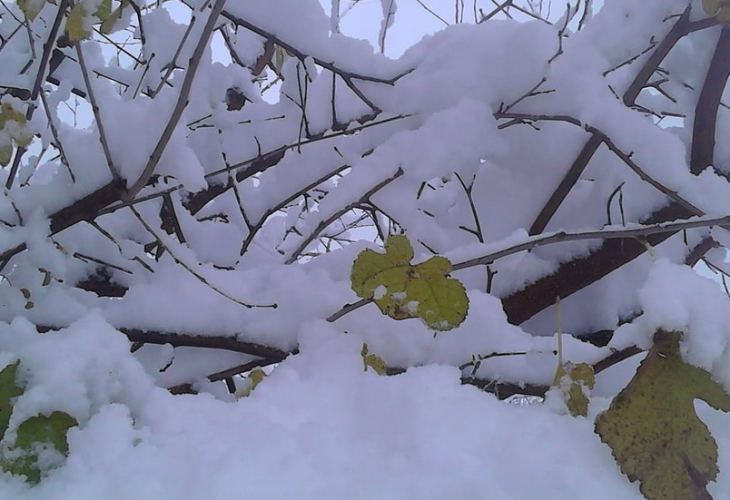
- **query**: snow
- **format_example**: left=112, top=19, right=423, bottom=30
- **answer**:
left=0, top=316, right=650, bottom=500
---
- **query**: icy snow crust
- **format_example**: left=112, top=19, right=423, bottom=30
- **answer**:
left=1, top=0, right=730, bottom=497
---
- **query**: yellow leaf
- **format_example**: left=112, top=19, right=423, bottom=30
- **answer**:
left=0, top=145, right=12, bottom=167
left=551, top=362, right=594, bottom=417
left=66, top=3, right=91, bottom=42
left=236, top=368, right=266, bottom=398
left=595, top=330, right=730, bottom=500
left=703, top=0, right=720, bottom=15
left=0, top=102, right=26, bottom=129
left=361, top=343, right=387, bottom=375
left=350, top=235, right=469, bottom=331
left=100, top=3, right=123, bottom=34
left=17, top=0, right=45, bottom=21
left=94, top=0, right=112, bottom=20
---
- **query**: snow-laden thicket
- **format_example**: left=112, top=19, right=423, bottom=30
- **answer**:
left=1, top=0, right=730, bottom=497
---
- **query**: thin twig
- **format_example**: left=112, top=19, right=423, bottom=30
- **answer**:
left=285, top=168, right=404, bottom=264
left=126, top=0, right=228, bottom=198
left=414, top=0, right=449, bottom=26
left=5, top=0, right=68, bottom=190
left=325, top=215, right=730, bottom=323
left=451, top=214, right=730, bottom=271
left=76, top=42, right=122, bottom=183
left=128, top=204, right=277, bottom=309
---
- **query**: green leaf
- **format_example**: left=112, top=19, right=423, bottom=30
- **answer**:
left=595, top=330, right=730, bottom=500
left=550, top=362, right=594, bottom=417
left=361, top=343, right=387, bottom=375
left=0, top=362, right=23, bottom=440
left=350, top=235, right=469, bottom=331
left=2, top=411, right=78, bottom=484
left=66, top=3, right=91, bottom=42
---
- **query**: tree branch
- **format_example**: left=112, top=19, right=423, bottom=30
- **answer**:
left=501, top=201, right=694, bottom=324
left=691, top=27, right=730, bottom=175
left=528, top=6, right=694, bottom=235
left=5, top=0, right=68, bottom=190
left=284, top=168, right=404, bottom=264
left=120, top=327, right=291, bottom=360
left=126, top=0, right=228, bottom=198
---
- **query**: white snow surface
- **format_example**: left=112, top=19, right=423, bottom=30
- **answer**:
left=0, top=316, right=675, bottom=500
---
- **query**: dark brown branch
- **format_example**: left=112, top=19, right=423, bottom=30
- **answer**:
left=452, top=212, right=730, bottom=272
left=691, top=28, right=730, bottom=175
left=502, top=202, right=694, bottom=324
left=529, top=6, right=694, bottom=236
left=592, top=346, right=644, bottom=374
left=686, top=235, right=719, bottom=266
left=120, top=328, right=291, bottom=360
left=0, top=180, right=126, bottom=267
left=220, top=9, right=402, bottom=85
left=99, top=115, right=409, bottom=220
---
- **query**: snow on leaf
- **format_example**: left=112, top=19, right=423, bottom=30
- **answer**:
left=0, top=362, right=23, bottom=440
left=350, top=235, right=468, bottom=331
left=0, top=101, right=32, bottom=149
left=595, top=330, right=730, bottom=500
left=550, top=362, right=594, bottom=417
left=17, top=0, right=45, bottom=21
left=2, top=411, right=78, bottom=484
left=361, top=343, right=387, bottom=375
left=66, top=3, right=91, bottom=42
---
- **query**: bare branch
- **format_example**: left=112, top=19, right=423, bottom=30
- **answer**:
left=452, top=213, right=730, bottom=272
left=5, top=0, right=68, bottom=190
left=126, top=0, right=228, bottom=198
left=691, top=27, right=730, bottom=175
left=128, top=204, right=277, bottom=309
left=285, top=168, right=404, bottom=264
left=528, top=6, right=694, bottom=236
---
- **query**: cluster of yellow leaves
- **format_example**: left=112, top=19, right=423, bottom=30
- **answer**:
left=17, top=0, right=125, bottom=41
